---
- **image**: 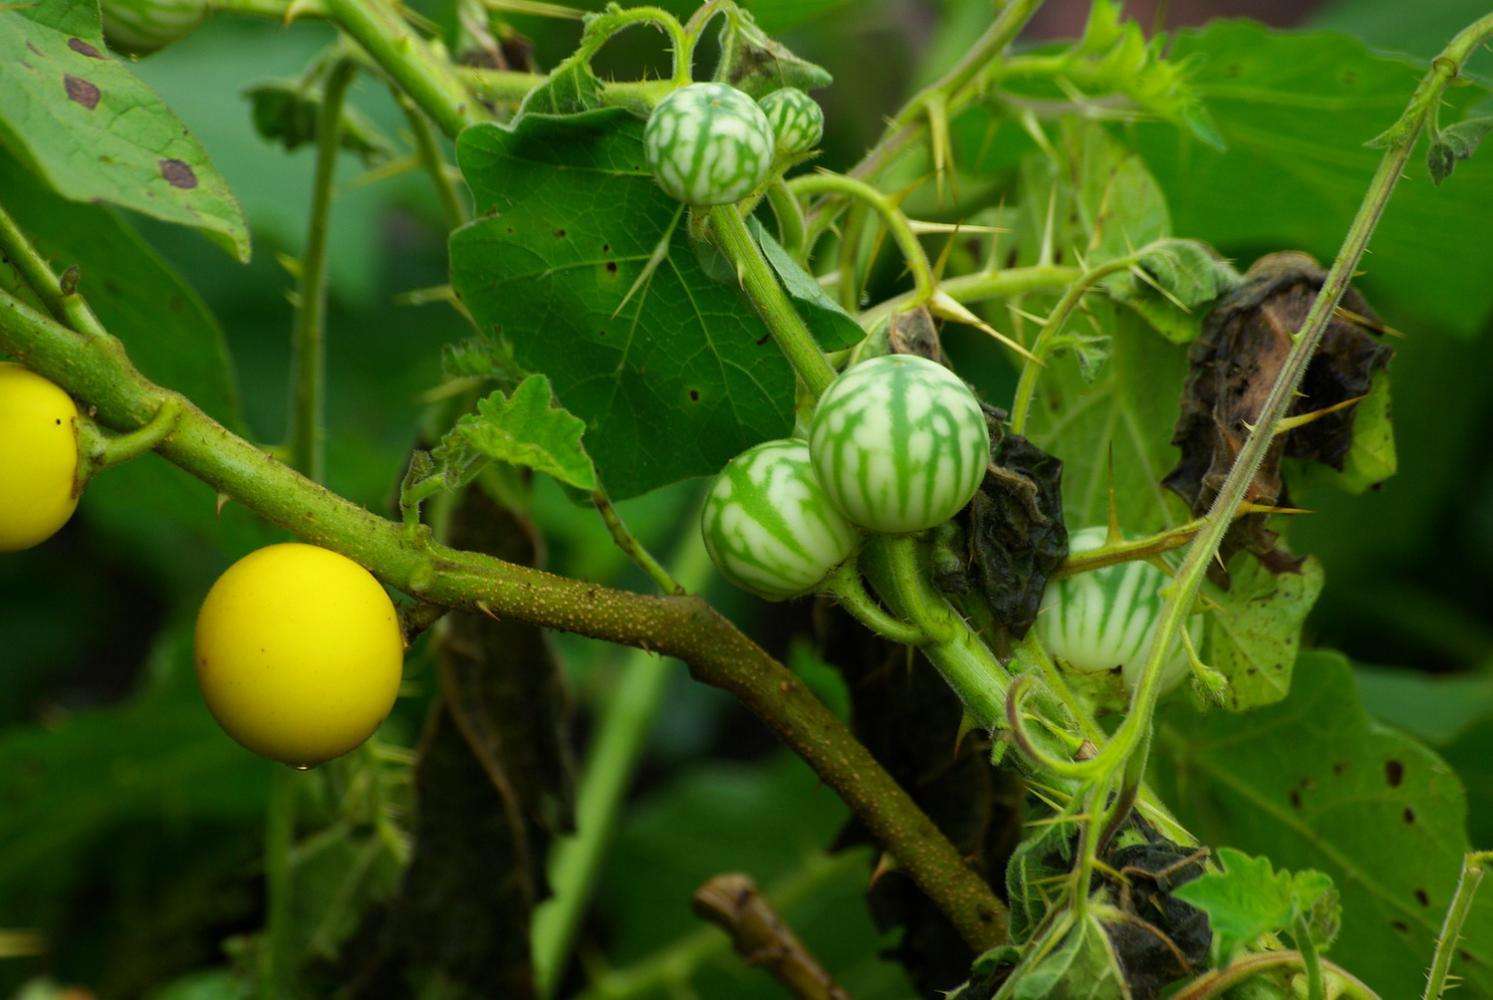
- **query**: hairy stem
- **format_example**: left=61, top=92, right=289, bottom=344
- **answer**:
left=789, top=172, right=937, bottom=305
left=765, top=178, right=808, bottom=260
left=0, top=283, right=1006, bottom=953
left=289, top=58, right=355, bottom=482
left=859, top=263, right=1079, bottom=332
left=592, top=490, right=685, bottom=595
left=1172, top=952, right=1379, bottom=1000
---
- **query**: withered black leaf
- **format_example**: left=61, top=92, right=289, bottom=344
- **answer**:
left=1164, top=251, right=1393, bottom=572
left=937, top=408, right=1068, bottom=645
left=813, top=604, right=1024, bottom=995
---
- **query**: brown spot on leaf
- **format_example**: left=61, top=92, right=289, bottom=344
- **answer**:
left=605, top=260, right=618, bottom=274
left=1392, top=920, right=1410, bottom=934
left=1416, top=888, right=1431, bottom=907
left=1164, top=252, right=1393, bottom=576
left=67, top=37, right=104, bottom=58
left=1289, top=789, right=1302, bottom=810
left=158, top=159, right=198, bottom=189
left=688, top=389, right=700, bottom=402
left=63, top=74, right=100, bottom=109
left=1386, top=759, right=1404, bottom=787
left=1333, top=760, right=1348, bottom=775
left=1403, top=807, right=1416, bottom=824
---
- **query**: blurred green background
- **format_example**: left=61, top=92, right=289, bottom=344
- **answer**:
left=3, top=0, right=1492, bottom=996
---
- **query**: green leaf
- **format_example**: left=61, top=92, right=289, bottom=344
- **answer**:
left=1107, top=238, right=1241, bottom=344
left=450, top=109, right=799, bottom=499
left=1173, top=847, right=1338, bottom=962
left=714, top=7, right=832, bottom=98
left=0, top=0, right=249, bottom=260
left=1132, top=22, right=1493, bottom=338
left=750, top=217, right=864, bottom=352
left=243, top=79, right=395, bottom=165
left=1002, top=913, right=1129, bottom=999
left=517, top=51, right=605, bottom=116
left=434, top=375, right=598, bottom=492
left=1155, top=650, right=1493, bottom=999
left=1202, top=553, right=1325, bottom=711
left=1025, top=308, right=1191, bottom=535
left=1428, top=110, right=1493, bottom=185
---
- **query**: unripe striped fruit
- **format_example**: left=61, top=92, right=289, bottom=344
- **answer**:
left=0, top=362, right=80, bottom=552
left=644, top=82, right=776, bottom=206
left=701, top=439, right=860, bottom=601
left=101, top=0, right=208, bottom=55
left=759, top=87, right=824, bottom=157
left=1037, top=526, right=1204, bottom=695
left=809, top=355, right=990, bottom=535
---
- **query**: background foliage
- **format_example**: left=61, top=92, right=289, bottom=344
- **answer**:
left=5, top=0, right=1493, bottom=996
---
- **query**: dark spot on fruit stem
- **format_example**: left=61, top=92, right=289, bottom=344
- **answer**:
left=159, top=159, right=198, bottom=189
left=1385, top=759, right=1404, bottom=787
left=64, top=74, right=101, bottom=110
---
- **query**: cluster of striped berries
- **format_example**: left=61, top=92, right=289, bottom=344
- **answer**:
left=701, top=355, right=990, bottom=601
left=644, top=82, right=824, bottom=207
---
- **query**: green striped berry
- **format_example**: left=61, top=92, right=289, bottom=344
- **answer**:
left=101, top=0, right=207, bottom=54
left=809, top=355, right=990, bottom=535
left=759, top=88, right=824, bottom=157
left=701, top=440, right=861, bottom=601
left=1037, top=526, right=1204, bottom=695
left=644, top=83, right=776, bottom=206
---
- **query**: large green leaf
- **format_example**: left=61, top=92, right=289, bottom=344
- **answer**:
left=1024, top=308, right=1191, bottom=535
left=0, top=0, right=249, bottom=260
left=450, top=109, right=800, bottom=499
left=1132, top=22, right=1493, bottom=338
left=1154, top=650, right=1493, bottom=999
left=1203, top=554, right=1325, bottom=711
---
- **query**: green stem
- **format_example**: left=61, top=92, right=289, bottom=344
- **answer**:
left=1296, top=915, right=1325, bottom=1000
left=74, top=398, right=184, bottom=487
left=591, top=489, right=684, bottom=595
left=395, top=89, right=469, bottom=230
left=0, top=283, right=1006, bottom=954
left=764, top=178, right=807, bottom=260
left=822, top=561, right=928, bottom=646
left=321, top=0, right=481, bottom=138
left=0, top=200, right=109, bottom=341
left=1009, top=254, right=1137, bottom=434
left=261, top=769, right=298, bottom=998
left=456, top=67, right=671, bottom=113
left=707, top=204, right=838, bottom=398
left=1172, top=952, right=1379, bottom=1000
left=789, top=172, right=937, bottom=305
left=859, top=264, right=1079, bottom=332
left=531, top=531, right=714, bottom=997
left=289, top=58, right=355, bottom=482
left=1423, top=851, right=1493, bottom=1000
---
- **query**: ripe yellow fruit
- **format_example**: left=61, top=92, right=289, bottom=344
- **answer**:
left=0, top=362, right=81, bottom=552
left=194, top=543, right=404, bottom=766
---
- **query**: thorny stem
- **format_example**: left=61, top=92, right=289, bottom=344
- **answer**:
left=395, top=90, right=469, bottom=231
left=0, top=282, right=1006, bottom=954
left=1053, top=9, right=1493, bottom=918
left=1008, top=253, right=1138, bottom=434
left=591, top=490, right=685, bottom=595
left=289, top=58, right=355, bottom=482
left=708, top=204, right=839, bottom=398
left=858, top=263, right=1079, bottom=332
left=843, top=0, right=1045, bottom=183
left=788, top=172, right=937, bottom=305
left=532, top=530, right=713, bottom=998
left=1053, top=518, right=1205, bottom=578
left=456, top=68, right=672, bottom=113
left=765, top=178, right=808, bottom=260
left=1423, top=851, right=1493, bottom=1000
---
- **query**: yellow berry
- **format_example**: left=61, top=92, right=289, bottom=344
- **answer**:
left=0, top=362, right=81, bottom=552
left=194, top=543, right=404, bottom=766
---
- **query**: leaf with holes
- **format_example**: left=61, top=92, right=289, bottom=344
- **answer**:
left=0, top=0, right=249, bottom=260
left=1155, top=650, right=1493, bottom=999
left=450, top=109, right=802, bottom=499
left=432, top=375, right=597, bottom=493
left=1202, top=553, right=1324, bottom=711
